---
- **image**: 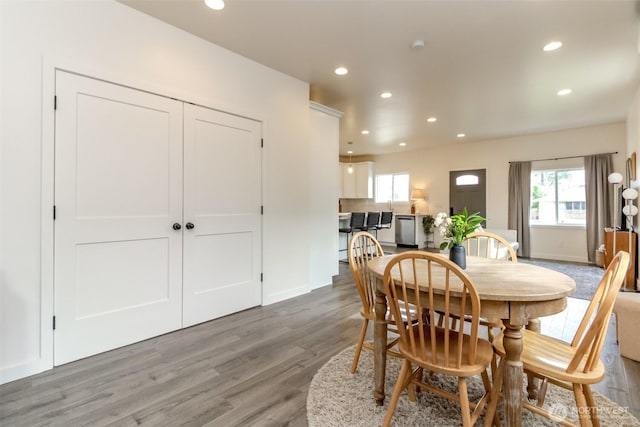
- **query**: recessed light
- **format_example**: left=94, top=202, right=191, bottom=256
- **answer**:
left=347, top=150, right=353, bottom=154
left=204, top=0, right=225, bottom=10
left=411, top=40, right=425, bottom=50
left=380, top=92, right=392, bottom=99
left=361, top=130, right=370, bottom=135
left=457, top=133, right=466, bottom=138
left=427, top=117, right=437, bottom=123
left=543, top=41, right=562, bottom=52
left=335, top=67, right=348, bottom=76
left=399, top=142, right=407, bottom=147
left=557, top=88, right=572, bottom=96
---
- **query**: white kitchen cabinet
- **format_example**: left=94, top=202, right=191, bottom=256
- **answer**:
left=340, top=161, right=373, bottom=199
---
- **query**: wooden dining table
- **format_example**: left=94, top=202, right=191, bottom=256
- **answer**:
left=368, top=254, right=576, bottom=427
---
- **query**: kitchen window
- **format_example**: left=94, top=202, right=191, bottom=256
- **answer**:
left=375, top=173, right=409, bottom=203
left=530, top=168, right=586, bottom=226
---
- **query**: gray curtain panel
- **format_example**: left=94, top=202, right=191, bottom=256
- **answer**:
left=508, top=161, right=531, bottom=258
left=584, top=154, right=613, bottom=263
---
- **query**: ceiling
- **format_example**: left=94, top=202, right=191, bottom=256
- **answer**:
left=119, top=0, right=640, bottom=156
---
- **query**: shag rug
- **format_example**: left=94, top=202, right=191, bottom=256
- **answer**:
left=520, top=258, right=604, bottom=301
left=307, top=345, right=640, bottom=427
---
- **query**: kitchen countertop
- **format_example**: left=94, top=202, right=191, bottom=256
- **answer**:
left=339, top=212, right=427, bottom=217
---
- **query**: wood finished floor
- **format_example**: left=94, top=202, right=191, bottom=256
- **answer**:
left=1, top=262, right=639, bottom=426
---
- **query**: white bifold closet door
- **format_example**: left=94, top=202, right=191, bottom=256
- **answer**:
left=182, top=104, right=262, bottom=327
left=54, top=71, right=184, bottom=365
left=54, top=71, right=262, bottom=365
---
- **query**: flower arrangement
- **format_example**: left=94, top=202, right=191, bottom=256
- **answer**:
left=435, top=208, right=486, bottom=250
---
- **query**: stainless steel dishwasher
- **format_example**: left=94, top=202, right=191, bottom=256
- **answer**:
left=395, top=215, right=416, bottom=247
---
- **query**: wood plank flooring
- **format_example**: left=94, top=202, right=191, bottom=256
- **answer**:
left=1, top=262, right=639, bottom=426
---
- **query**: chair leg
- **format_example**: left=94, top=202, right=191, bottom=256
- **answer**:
left=338, top=230, right=352, bottom=263
left=583, top=384, right=600, bottom=427
left=536, top=377, right=548, bottom=406
left=383, top=359, right=412, bottom=427
left=480, top=369, right=500, bottom=427
left=458, top=377, right=472, bottom=427
left=573, top=383, right=591, bottom=427
left=407, top=367, right=423, bottom=402
left=351, top=318, right=369, bottom=374
left=483, top=357, right=505, bottom=427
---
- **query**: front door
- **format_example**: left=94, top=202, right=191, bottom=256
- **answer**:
left=449, top=169, right=486, bottom=222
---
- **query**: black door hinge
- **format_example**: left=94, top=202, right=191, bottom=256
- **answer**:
left=53, top=205, right=56, bottom=220
left=261, top=138, right=264, bottom=148
left=260, top=273, right=263, bottom=282
left=53, top=316, right=56, bottom=330
left=54, top=96, right=57, bottom=110
left=261, top=205, right=264, bottom=215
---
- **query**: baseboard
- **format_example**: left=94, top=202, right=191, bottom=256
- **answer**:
left=528, top=252, right=589, bottom=264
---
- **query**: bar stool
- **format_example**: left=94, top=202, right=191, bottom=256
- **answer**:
left=339, top=212, right=366, bottom=262
left=376, top=211, right=393, bottom=232
left=361, top=211, right=381, bottom=237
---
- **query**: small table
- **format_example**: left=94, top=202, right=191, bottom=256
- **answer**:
left=368, top=254, right=575, bottom=427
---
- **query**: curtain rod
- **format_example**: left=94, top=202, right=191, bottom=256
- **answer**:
left=509, top=151, right=618, bottom=163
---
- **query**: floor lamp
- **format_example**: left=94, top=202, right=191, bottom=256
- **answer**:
left=623, top=188, right=638, bottom=291
left=609, top=172, right=623, bottom=262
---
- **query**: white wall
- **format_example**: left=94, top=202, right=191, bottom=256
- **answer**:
left=367, top=122, right=626, bottom=262
left=0, top=0, right=319, bottom=383
left=309, top=103, right=341, bottom=289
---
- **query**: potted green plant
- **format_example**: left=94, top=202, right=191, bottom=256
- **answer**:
left=434, top=208, right=485, bottom=269
left=422, top=214, right=436, bottom=249
left=422, top=214, right=435, bottom=235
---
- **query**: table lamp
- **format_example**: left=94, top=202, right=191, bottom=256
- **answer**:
left=410, top=188, right=425, bottom=214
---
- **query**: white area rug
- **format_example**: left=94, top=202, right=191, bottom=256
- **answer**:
left=307, top=345, right=640, bottom=426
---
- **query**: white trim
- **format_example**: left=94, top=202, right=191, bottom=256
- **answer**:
left=309, top=101, right=343, bottom=118
left=39, top=57, right=55, bottom=373
left=262, top=284, right=309, bottom=306
left=529, top=253, right=589, bottom=264
left=1, top=57, right=57, bottom=384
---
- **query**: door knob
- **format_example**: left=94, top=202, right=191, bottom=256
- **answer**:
left=172, top=223, right=182, bottom=231
left=186, top=222, right=195, bottom=230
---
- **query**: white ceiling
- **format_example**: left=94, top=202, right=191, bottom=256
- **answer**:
left=120, top=0, right=640, bottom=156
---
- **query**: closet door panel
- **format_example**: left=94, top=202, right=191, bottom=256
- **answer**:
left=54, top=71, right=183, bottom=365
left=183, top=104, right=262, bottom=327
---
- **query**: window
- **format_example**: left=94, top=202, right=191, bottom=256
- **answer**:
left=530, top=168, right=586, bottom=225
left=456, top=174, right=479, bottom=186
left=375, top=173, right=409, bottom=203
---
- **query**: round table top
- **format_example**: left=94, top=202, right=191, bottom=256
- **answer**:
left=367, top=254, right=576, bottom=302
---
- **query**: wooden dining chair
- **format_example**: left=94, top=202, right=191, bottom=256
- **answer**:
left=463, top=231, right=518, bottom=262
left=348, top=231, right=409, bottom=373
left=461, top=231, right=519, bottom=343
left=381, top=251, right=496, bottom=427
left=487, top=251, right=629, bottom=427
